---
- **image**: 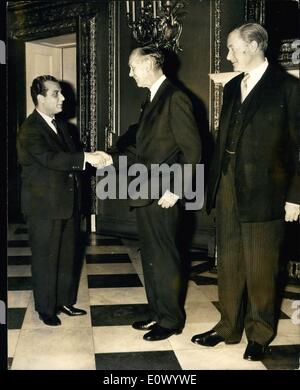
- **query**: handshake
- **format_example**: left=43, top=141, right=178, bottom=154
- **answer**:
left=84, top=151, right=113, bottom=169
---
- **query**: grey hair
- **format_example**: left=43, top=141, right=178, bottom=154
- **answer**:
left=233, top=23, right=268, bottom=52
left=131, top=46, right=164, bottom=70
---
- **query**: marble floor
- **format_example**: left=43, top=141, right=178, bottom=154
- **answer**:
left=7, top=224, right=300, bottom=370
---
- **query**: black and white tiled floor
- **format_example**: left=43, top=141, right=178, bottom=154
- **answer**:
left=7, top=224, right=300, bottom=370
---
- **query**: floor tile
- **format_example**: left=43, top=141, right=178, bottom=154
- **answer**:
left=185, top=282, right=211, bottom=303
left=262, top=345, right=300, bottom=370
left=8, top=291, right=32, bottom=308
left=86, top=253, right=131, bottom=264
left=190, top=261, right=213, bottom=276
left=8, top=265, right=31, bottom=277
left=175, top=344, right=266, bottom=370
left=185, top=301, right=221, bottom=324
left=7, top=308, right=27, bottom=329
left=8, top=247, right=32, bottom=256
left=14, top=228, right=28, bottom=234
left=284, top=291, right=300, bottom=300
left=7, top=227, right=300, bottom=371
left=12, top=328, right=95, bottom=369
left=285, top=284, right=300, bottom=294
left=7, top=256, right=32, bottom=265
left=189, top=250, right=211, bottom=261
left=87, top=238, right=123, bottom=246
left=274, top=319, right=300, bottom=344
left=197, top=285, right=219, bottom=301
left=95, top=350, right=182, bottom=370
left=8, top=240, right=29, bottom=247
left=91, top=304, right=149, bottom=326
left=8, top=277, right=32, bottom=291
left=89, top=287, right=147, bottom=306
left=8, top=330, right=20, bottom=357
left=88, top=274, right=142, bottom=288
left=281, top=299, right=297, bottom=318
left=8, top=234, right=29, bottom=241
left=85, top=247, right=128, bottom=255
left=93, top=325, right=171, bottom=353
left=86, top=263, right=136, bottom=275
left=8, top=358, right=13, bottom=370
left=190, top=275, right=218, bottom=285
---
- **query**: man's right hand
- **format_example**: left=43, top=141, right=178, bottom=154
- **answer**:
left=84, top=151, right=113, bottom=168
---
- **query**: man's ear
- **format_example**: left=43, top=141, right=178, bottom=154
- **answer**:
left=146, top=57, right=154, bottom=71
left=249, top=40, right=259, bottom=52
left=37, top=94, right=44, bottom=105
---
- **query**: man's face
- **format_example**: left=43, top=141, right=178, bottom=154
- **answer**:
left=226, top=31, right=253, bottom=72
left=128, top=53, right=151, bottom=88
left=38, top=80, right=65, bottom=116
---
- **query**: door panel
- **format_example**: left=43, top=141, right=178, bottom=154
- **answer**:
left=25, top=42, right=62, bottom=116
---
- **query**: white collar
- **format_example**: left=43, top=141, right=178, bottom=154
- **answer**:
left=247, top=58, right=268, bottom=82
left=36, top=109, right=57, bottom=133
left=149, top=74, right=166, bottom=101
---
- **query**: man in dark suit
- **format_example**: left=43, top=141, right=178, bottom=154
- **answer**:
left=109, top=46, right=202, bottom=341
left=17, top=75, right=111, bottom=326
left=191, top=23, right=300, bottom=361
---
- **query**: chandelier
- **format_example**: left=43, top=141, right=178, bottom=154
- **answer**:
left=126, top=1, right=188, bottom=52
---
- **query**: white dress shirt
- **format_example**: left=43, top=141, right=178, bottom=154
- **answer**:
left=149, top=74, right=166, bottom=101
left=242, top=58, right=269, bottom=100
left=36, top=109, right=57, bottom=133
left=36, top=109, right=87, bottom=170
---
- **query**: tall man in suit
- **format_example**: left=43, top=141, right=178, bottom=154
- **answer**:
left=109, top=46, right=202, bottom=341
left=191, top=23, right=300, bottom=361
left=17, top=75, right=111, bottom=326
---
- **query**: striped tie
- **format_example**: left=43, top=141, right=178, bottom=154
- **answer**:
left=241, top=73, right=250, bottom=103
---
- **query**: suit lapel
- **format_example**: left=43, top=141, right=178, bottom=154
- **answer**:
left=139, top=79, right=170, bottom=125
left=34, top=110, right=74, bottom=152
left=55, top=119, right=76, bottom=152
left=239, top=65, right=272, bottom=134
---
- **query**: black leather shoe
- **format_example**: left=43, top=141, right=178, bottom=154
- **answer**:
left=39, top=313, right=61, bottom=326
left=132, top=319, right=157, bottom=331
left=143, top=324, right=182, bottom=341
left=243, top=341, right=265, bottom=361
left=58, top=305, right=87, bottom=316
left=191, top=329, right=227, bottom=346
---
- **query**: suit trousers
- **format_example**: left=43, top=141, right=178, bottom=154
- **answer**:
left=136, top=201, right=186, bottom=330
left=27, top=203, right=80, bottom=316
left=214, top=157, right=285, bottom=345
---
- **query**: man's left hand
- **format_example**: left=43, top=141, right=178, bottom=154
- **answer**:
left=158, top=190, right=179, bottom=209
left=285, top=202, right=300, bottom=222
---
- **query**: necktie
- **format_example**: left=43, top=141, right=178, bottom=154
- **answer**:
left=241, top=73, right=250, bottom=103
left=141, top=90, right=151, bottom=112
left=51, top=118, right=68, bottom=149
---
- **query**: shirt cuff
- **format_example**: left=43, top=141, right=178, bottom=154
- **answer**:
left=83, top=152, right=87, bottom=170
left=286, top=202, right=300, bottom=207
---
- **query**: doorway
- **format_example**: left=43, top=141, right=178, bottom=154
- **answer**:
left=25, top=33, right=77, bottom=123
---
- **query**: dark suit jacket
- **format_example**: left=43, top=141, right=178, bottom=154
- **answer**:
left=17, top=110, right=84, bottom=219
left=110, top=78, right=202, bottom=207
left=207, top=65, right=300, bottom=222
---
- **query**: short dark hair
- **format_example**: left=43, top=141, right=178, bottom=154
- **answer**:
left=134, top=45, right=165, bottom=69
left=30, top=75, right=59, bottom=106
left=233, top=23, right=268, bottom=52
